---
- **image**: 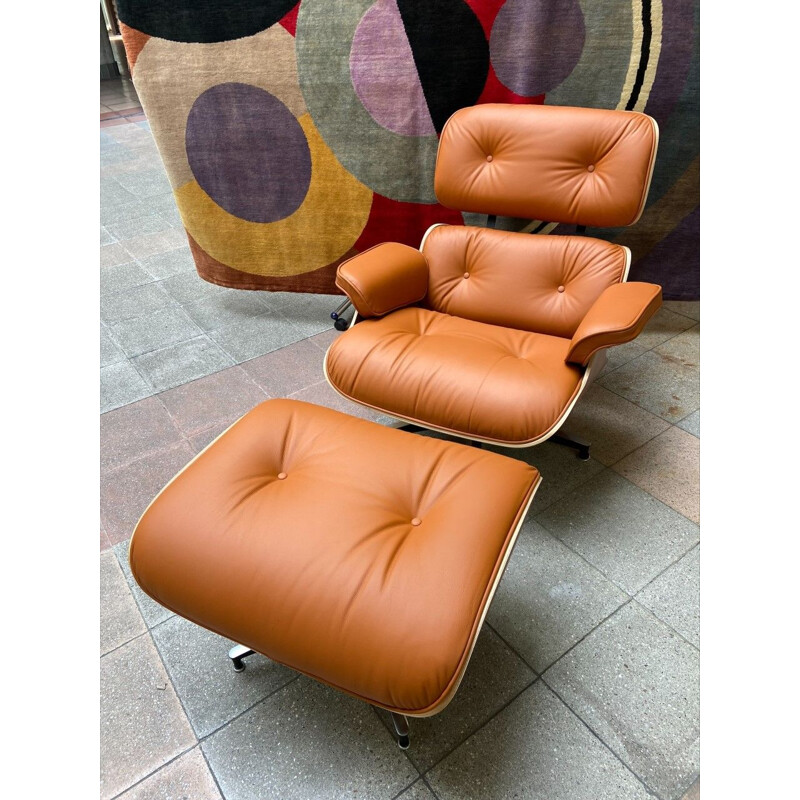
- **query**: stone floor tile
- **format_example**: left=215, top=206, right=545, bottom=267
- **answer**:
left=613, top=426, right=700, bottom=523
left=101, top=360, right=152, bottom=414
left=100, top=225, right=115, bottom=246
left=272, top=294, right=341, bottom=337
left=100, top=282, right=175, bottom=324
left=100, top=550, right=146, bottom=656
left=133, top=337, right=235, bottom=393
left=122, top=228, right=189, bottom=261
left=189, top=421, right=234, bottom=453
left=427, top=681, right=649, bottom=800
left=633, top=307, right=696, bottom=350
left=101, top=635, right=195, bottom=800
left=681, top=777, right=700, bottom=799
left=182, top=291, right=273, bottom=333
left=383, top=627, right=534, bottom=774
left=110, top=306, right=204, bottom=358
left=118, top=747, right=222, bottom=800
left=600, top=339, right=649, bottom=376
left=114, top=166, right=174, bottom=198
left=663, top=300, right=700, bottom=321
left=100, top=395, right=184, bottom=473
left=100, top=197, right=160, bottom=226
left=487, top=521, right=628, bottom=672
left=308, top=327, right=339, bottom=351
left=488, top=438, right=605, bottom=514
left=100, top=324, right=125, bottom=368
left=101, top=261, right=154, bottom=296
left=113, top=540, right=175, bottom=629
left=162, top=271, right=240, bottom=305
left=544, top=602, right=699, bottom=800
left=104, top=212, right=174, bottom=242
left=138, top=247, right=196, bottom=280
left=152, top=616, right=296, bottom=738
left=202, top=677, right=418, bottom=800
left=677, top=409, right=700, bottom=437
left=101, top=527, right=112, bottom=552
left=599, top=347, right=699, bottom=423
left=242, top=338, right=327, bottom=398
left=289, top=380, right=397, bottom=426
left=565, top=384, right=672, bottom=466
left=209, top=314, right=309, bottom=363
left=536, top=470, right=699, bottom=595
left=158, top=365, right=267, bottom=435
left=101, top=175, right=137, bottom=207
left=637, top=546, right=700, bottom=648
left=101, top=443, right=195, bottom=544
left=100, top=241, right=134, bottom=269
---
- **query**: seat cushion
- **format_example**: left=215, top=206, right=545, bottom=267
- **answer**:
left=326, top=308, right=586, bottom=445
left=130, top=399, right=540, bottom=716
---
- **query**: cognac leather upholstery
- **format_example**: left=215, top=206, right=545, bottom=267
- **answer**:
left=435, top=104, right=658, bottom=227
left=130, top=399, right=540, bottom=716
left=328, top=103, right=662, bottom=447
left=335, top=243, right=428, bottom=319
left=567, top=282, right=662, bottom=366
left=326, top=308, right=586, bottom=445
left=422, top=225, right=629, bottom=337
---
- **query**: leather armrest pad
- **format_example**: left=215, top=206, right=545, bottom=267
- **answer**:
left=335, top=243, right=429, bottom=318
left=566, top=282, right=662, bottom=366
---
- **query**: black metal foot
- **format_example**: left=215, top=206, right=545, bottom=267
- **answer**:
left=333, top=317, right=349, bottom=331
left=229, top=644, right=255, bottom=673
left=551, top=432, right=591, bottom=460
left=390, top=712, right=410, bottom=750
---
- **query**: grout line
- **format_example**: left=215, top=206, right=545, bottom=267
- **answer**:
left=540, top=677, right=663, bottom=799
left=108, top=743, right=197, bottom=800
left=419, top=676, right=540, bottom=779
left=421, top=775, right=442, bottom=799
left=100, top=627, right=150, bottom=660
left=199, top=744, right=227, bottom=799
left=629, top=596, right=700, bottom=653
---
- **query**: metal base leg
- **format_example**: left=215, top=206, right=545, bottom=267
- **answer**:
left=229, top=644, right=255, bottom=673
left=390, top=712, right=410, bottom=750
left=550, top=431, right=591, bottom=460
left=396, top=423, right=483, bottom=448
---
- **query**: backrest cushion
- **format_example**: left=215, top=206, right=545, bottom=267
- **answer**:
left=434, top=104, right=658, bottom=228
left=421, top=225, right=629, bottom=339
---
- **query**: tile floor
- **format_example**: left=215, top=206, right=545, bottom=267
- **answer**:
left=100, top=90, right=700, bottom=799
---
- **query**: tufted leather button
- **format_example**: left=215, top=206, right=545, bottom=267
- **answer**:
left=557, top=285, right=565, bottom=293
left=486, top=154, right=493, bottom=162
left=411, top=517, right=421, bottom=526
left=587, top=164, right=595, bottom=172
left=277, top=472, right=287, bottom=480
left=463, top=272, right=470, bottom=279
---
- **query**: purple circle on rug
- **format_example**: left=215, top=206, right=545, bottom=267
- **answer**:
left=349, top=0, right=435, bottom=137
left=186, top=83, right=311, bottom=223
left=490, top=0, right=585, bottom=97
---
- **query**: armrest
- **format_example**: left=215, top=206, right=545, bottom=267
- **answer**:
left=566, top=282, right=662, bottom=366
left=335, top=243, right=428, bottom=318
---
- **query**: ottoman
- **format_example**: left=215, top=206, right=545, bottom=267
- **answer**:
left=130, top=399, right=540, bottom=748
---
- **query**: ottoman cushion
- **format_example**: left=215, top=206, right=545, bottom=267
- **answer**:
left=130, top=399, right=540, bottom=716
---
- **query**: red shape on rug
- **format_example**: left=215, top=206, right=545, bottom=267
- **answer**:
left=354, top=193, right=464, bottom=253
left=279, top=2, right=300, bottom=36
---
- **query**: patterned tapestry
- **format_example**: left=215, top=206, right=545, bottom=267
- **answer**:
left=117, top=1, right=699, bottom=300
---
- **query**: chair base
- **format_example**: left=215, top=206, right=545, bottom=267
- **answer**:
left=228, top=644, right=255, bottom=673
left=396, top=422, right=591, bottom=459
left=229, top=643, right=412, bottom=749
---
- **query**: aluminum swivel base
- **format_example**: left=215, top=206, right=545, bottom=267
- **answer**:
left=228, top=644, right=255, bottom=672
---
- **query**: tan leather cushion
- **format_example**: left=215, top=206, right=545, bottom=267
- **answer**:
left=434, top=104, right=658, bottom=227
left=326, top=308, right=585, bottom=445
left=130, top=399, right=539, bottom=716
left=423, top=225, right=628, bottom=338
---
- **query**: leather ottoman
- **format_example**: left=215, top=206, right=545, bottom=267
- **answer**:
left=130, top=399, right=540, bottom=748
